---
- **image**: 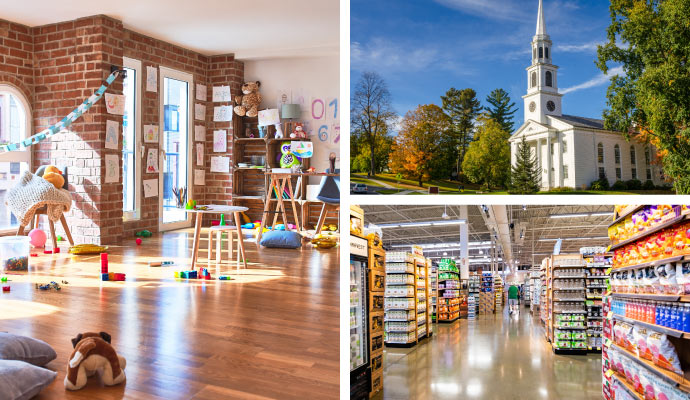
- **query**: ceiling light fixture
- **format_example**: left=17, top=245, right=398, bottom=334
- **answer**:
left=377, top=219, right=466, bottom=229
left=549, top=211, right=613, bottom=219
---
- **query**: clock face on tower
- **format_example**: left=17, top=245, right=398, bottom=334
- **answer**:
left=546, top=101, right=556, bottom=112
left=529, top=102, right=536, bottom=112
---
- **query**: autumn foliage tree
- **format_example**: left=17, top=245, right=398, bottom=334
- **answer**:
left=597, top=0, right=690, bottom=193
left=389, top=104, right=450, bottom=187
left=461, top=117, right=511, bottom=190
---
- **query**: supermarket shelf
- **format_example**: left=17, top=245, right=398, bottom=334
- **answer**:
left=554, top=325, right=586, bottom=330
left=384, top=319, right=415, bottom=322
left=552, top=346, right=589, bottom=354
left=609, top=205, right=646, bottom=227
left=385, top=341, right=417, bottom=348
left=611, top=372, right=643, bottom=400
left=612, top=255, right=687, bottom=273
left=612, top=343, right=690, bottom=392
left=553, top=276, right=586, bottom=279
left=554, top=299, right=586, bottom=302
left=554, top=311, right=587, bottom=314
left=553, top=264, right=586, bottom=268
left=438, top=316, right=460, bottom=323
left=610, top=214, right=688, bottom=251
left=384, top=307, right=415, bottom=311
left=611, top=292, right=690, bottom=302
left=554, top=287, right=586, bottom=291
left=612, top=313, right=690, bottom=339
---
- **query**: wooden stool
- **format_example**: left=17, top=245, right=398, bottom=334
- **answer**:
left=207, top=225, right=246, bottom=270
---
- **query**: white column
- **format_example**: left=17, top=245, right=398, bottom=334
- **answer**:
left=546, top=135, right=553, bottom=190
left=460, top=205, right=469, bottom=280
left=556, top=132, right=564, bottom=186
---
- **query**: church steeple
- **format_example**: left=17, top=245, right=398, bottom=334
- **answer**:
left=523, top=0, right=562, bottom=124
left=536, top=0, right=547, bottom=36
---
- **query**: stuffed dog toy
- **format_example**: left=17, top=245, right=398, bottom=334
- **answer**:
left=64, top=331, right=126, bottom=391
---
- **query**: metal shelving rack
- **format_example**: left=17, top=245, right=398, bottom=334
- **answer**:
left=437, top=258, right=461, bottom=323
left=550, top=254, right=589, bottom=353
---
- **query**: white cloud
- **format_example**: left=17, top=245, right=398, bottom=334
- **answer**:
left=560, top=66, right=624, bottom=95
left=432, top=0, right=529, bottom=21
left=556, top=41, right=601, bottom=53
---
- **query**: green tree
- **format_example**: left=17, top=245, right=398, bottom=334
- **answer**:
left=461, top=118, right=511, bottom=190
left=389, top=104, right=450, bottom=187
left=511, top=137, right=541, bottom=193
left=484, top=88, right=518, bottom=133
left=351, top=130, right=394, bottom=174
left=596, top=0, right=690, bottom=193
left=441, top=88, right=482, bottom=179
left=351, top=72, right=397, bottom=177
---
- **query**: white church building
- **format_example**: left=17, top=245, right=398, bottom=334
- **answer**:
left=509, top=0, right=664, bottom=190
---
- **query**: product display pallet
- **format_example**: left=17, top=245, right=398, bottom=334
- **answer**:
left=384, top=249, right=432, bottom=347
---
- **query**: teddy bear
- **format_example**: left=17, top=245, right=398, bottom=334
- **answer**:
left=234, top=81, right=262, bottom=118
left=42, top=165, right=64, bottom=189
left=290, top=123, right=307, bottom=139
left=64, top=331, right=126, bottom=391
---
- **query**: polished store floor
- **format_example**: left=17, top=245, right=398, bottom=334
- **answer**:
left=381, top=306, right=602, bottom=400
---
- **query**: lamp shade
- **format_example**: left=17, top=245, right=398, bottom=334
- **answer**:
left=281, top=104, right=301, bottom=119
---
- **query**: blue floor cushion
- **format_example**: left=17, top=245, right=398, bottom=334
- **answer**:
left=260, top=230, right=302, bottom=249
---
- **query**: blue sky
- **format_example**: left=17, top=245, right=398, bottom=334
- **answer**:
left=351, top=0, right=617, bottom=132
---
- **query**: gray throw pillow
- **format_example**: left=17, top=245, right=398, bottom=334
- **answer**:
left=0, top=359, right=57, bottom=400
left=0, top=333, right=57, bottom=366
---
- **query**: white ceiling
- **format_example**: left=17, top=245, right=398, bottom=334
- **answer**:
left=0, top=0, right=339, bottom=59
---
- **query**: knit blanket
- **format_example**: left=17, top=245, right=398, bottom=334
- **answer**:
left=4, top=171, right=72, bottom=227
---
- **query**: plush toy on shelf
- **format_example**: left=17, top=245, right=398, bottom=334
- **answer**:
left=290, top=123, right=307, bottom=139
left=64, top=331, right=126, bottom=391
left=233, top=81, right=262, bottom=118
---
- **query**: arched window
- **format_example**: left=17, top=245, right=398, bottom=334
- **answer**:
left=597, top=143, right=604, bottom=164
left=614, top=144, right=621, bottom=164
left=0, top=84, right=32, bottom=232
left=645, top=147, right=651, bottom=165
left=545, top=71, right=553, bottom=87
left=531, top=72, right=537, bottom=88
left=539, top=47, right=543, bottom=59
left=545, top=47, right=549, bottom=59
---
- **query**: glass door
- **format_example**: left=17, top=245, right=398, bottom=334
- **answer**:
left=350, top=258, right=368, bottom=371
left=159, top=68, right=193, bottom=231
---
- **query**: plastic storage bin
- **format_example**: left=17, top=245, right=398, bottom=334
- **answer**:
left=0, top=236, right=30, bottom=272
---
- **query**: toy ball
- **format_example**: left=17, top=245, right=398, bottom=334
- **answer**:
left=275, top=224, right=286, bottom=231
left=287, top=224, right=297, bottom=230
left=135, top=238, right=142, bottom=245
left=253, top=220, right=261, bottom=224
left=28, top=229, right=47, bottom=247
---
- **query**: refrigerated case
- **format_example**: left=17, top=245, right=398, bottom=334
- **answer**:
left=350, top=234, right=370, bottom=400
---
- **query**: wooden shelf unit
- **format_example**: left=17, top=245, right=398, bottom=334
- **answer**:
left=231, top=115, right=312, bottom=223
left=368, top=241, right=385, bottom=399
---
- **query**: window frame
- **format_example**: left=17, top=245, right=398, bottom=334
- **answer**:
left=0, top=84, right=32, bottom=235
left=597, top=143, right=604, bottom=164
left=616, top=167, right=622, bottom=180
left=545, top=71, right=553, bottom=87
left=122, top=57, right=143, bottom=222
left=630, top=145, right=636, bottom=166
left=614, top=144, right=621, bottom=165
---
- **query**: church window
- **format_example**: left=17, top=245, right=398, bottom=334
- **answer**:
left=645, top=148, right=651, bottom=165
left=531, top=72, right=537, bottom=88
left=630, top=146, right=637, bottom=165
left=597, top=143, right=604, bottom=163
left=616, top=167, right=622, bottom=180
left=599, top=167, right=606, bottom=180
left=563, top=165, right=568, bottom=179
left=632, top=168, right=637, bottom=180
left=614, top=144, right=621, bottom=164
left=546, top=71, right=553, bottom=87
left=545, top=47, right=549, bottom=59
left=539, top=47, right=543, bottom=59
left=647, top=168, right=652, bottom=180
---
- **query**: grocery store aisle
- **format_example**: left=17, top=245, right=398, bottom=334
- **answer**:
left=381, top=307, right=602, bottom=400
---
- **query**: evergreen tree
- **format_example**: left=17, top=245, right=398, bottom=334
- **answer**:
left=441, top=88, right=482, bottom=179
left=510, top=137, right=541, bottom=194
left=484, top=88, right=518, bottom=133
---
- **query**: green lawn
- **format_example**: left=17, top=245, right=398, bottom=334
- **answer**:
left=351, top=173, right=674, bottom=195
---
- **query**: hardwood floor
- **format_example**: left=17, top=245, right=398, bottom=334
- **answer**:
left=0, top=229, right=339, bottom=399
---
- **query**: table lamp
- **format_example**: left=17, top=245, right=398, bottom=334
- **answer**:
left=281, top=104, right=301, bottom=120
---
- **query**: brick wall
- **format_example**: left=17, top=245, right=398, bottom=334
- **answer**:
left=0, top=15, right=245, bottom=243
left=32, top=15, right=124, bottom=245
left=205, top=55, right=243, bottom=224
left=0, top=19, right=33, bottom=104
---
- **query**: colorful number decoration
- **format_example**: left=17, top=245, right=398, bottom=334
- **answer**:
left=318, top=125, right=329, bottom=142
left=312, top=98, right=325, bottom=120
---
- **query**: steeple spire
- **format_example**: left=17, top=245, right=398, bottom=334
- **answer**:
left=536, top=0, right=547, bottom=36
